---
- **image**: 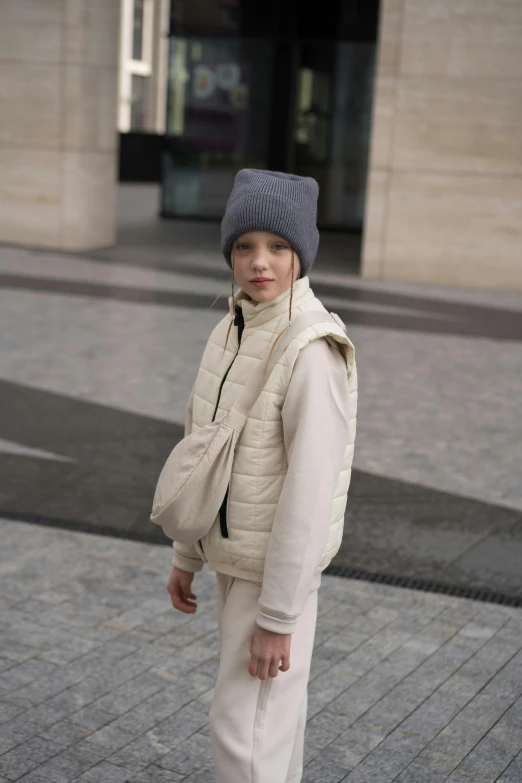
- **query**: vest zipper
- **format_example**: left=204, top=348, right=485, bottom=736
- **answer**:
left=201, top=305, right=244, bottom=549
left=211, top=304, right=245, bottom=423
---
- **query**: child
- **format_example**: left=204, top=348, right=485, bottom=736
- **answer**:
left=167, top=169, right=357, bottom=782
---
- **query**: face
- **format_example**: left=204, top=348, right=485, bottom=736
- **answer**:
left=232, top=231, right=301, bottom=303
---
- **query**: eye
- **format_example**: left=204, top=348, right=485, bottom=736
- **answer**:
left=235, top=243, right=250, bottom=251
left=273, top=243, right=288, bottom=251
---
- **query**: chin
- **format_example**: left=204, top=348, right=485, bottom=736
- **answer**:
left=251, top=289, right=276, bottom=302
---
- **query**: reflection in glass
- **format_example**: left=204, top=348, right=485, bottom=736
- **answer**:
left=132, top=0, right=145, bottom=60
left=130, top=74, right=147, bottom=130
left=162, top=37, right=272, bottom=218
left=171, top=0, right=241, bottom=35
left=294, top=42, right=375, bottom=229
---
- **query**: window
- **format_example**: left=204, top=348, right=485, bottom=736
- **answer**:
left=119, top=0, right=155, bottom=132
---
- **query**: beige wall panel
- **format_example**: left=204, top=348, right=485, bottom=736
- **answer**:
left=394, top=78, right=522, bottom=175
left=64, top=0, right=120, bottom=67
left=0, top=0, right=62, bottom=63
left=0, top=0, right=119, bottom=251
left=384, top=173, right=522, bottom=288
left=0, top=149, right=60, bottom=247
left=0, top=64, right=61, bottom=148
left=360, top=171, right=391, bottom=279
left=402, top=0, right=522, bottom=43
left=64, top=66, right=119, bottom=152
left=401, top=40, right=522, bottom=79
left=367, top=77, right=397, bottom=170
left=62, top=153, right=116, bottom=249
left=376, top=0, right=405, bottom=75
left=363, top=0, right=522, bottom=289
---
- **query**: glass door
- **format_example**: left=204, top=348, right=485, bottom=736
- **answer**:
left=162, top=37, right=273, bottom=218
left=293, top=41, right=376, bottom=229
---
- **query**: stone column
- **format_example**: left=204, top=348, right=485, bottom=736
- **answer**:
left=0, top=0, right=120, bottom=250
left=361, top=0, right=522, bottom=290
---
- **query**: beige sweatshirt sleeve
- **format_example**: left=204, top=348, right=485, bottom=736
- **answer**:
left=172, top=383, right=205, bottom=573
left=256, top=337, right=351, bottom=635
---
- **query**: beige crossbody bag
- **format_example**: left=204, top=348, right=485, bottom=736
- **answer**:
left=150, top=310, right=346, bottom=545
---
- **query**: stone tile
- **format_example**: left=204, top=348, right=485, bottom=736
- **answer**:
left=302, top=755, right=350, bottom=783
left=86, top=724, right=136, bottom=752
left=76, top=760, right=134, bottom=782
left=129, top=767, right=184, bottom=783
left=0, top=736, right=17, bottom=756
left=89, top=669, right=167, bottom=716
left=0, top=715, right=41, bottom=745
left=0, top=516, right=521, bottom=783
left=114, top=691, right=208, bottom=743
left=339, top=747, right=413, bottom=782
left=105, top=733, right=174, bottom=775
left=497, top=750, right=522, bottom=782
left=156, top=733, right=213, bottom=776
left=68, top=705, right=118, bottom=732
left=177, top=771, right=215, bottom=783
left=305, top=708, right=355, bottom=751
left=0, top=701, right=25, bottom=724
left=0, top=658, right=57, bottom=691
left=39, top=719, right=90, bottom=748
left=0, top=737, right=61, bottom=778
left=455, top=720, right=522, bottom=779
left=393, top=762, right=453, bottom=783
left=0, top=640, right=38, bottom=664
left=12, top=773, right=53, bottom=783
left=27, top=739, right=109, bottom=782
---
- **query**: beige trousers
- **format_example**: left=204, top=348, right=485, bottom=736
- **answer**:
left=209, top=572, right=318, bottom=783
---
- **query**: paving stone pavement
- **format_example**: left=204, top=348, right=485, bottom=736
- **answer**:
left=1, top=518, right=521, bottom=783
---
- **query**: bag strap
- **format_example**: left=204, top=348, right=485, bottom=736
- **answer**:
left=233, top=310, right=343, bottom=417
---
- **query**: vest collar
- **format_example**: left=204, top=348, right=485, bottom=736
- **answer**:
left=228, top=276, right=313, bottom=329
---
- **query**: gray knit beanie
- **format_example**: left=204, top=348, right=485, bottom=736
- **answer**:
left=221, top=169, right=320, bottom=277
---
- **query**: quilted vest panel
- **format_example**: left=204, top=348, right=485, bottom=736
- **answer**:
left=190, top=277, right=358, bottom=582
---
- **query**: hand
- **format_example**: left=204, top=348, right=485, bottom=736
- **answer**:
left=167, top=567, right=197, bottom=614
left=249, top=626, right=291, bottom=680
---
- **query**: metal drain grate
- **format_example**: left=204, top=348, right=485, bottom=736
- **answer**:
left=3, top=510, right=521, bottom=608
left=324, top=564, right=522, bottom=608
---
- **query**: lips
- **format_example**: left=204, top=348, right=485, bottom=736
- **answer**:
left=251, top=279, right=272, bottom=283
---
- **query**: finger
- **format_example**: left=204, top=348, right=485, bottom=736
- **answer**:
left=268, top=658, right=280, bottom=678
left=171, top=591, right=197, bottom=613
left=279, top=655, right=291, bottom=672
left=181, top=595, right=197, bottom=611
left=257, top=658, right=270, bottom=681
left=248, top=656, right=259, bottom=678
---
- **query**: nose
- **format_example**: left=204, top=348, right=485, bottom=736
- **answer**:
left=251, top=251, right=269, bottom=272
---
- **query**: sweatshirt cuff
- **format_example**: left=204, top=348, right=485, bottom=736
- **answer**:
left=256, top=604, right=299, bottom=635
left=171, top=550, right=204, bottom=573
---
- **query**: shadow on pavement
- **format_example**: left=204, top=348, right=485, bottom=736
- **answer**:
left=1, top=378, right=521, bottom=600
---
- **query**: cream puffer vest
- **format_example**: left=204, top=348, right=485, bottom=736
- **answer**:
left=190, top=276, right=358, bottom=583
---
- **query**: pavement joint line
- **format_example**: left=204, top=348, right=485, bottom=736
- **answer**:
left=1, top=519, right=521, bottom=781
left=369, top=617, right=521, bottom=777
left=310, top=593, right=454, bottom=686
left=326, top=615, right=511, bottom=760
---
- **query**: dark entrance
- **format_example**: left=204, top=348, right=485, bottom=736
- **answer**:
left=161, top=0, right=380, bottom=230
